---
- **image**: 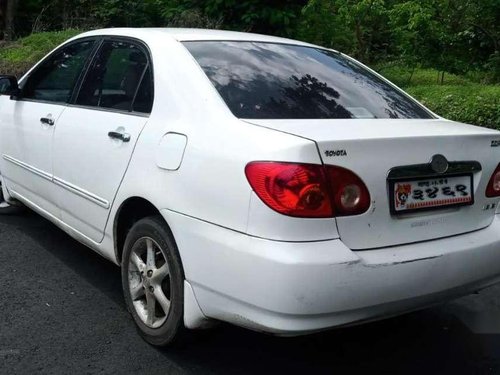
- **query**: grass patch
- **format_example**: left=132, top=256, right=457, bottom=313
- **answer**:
left=379, top=66, right=473, bottom=87
left=377, top=65, right=499, bottom=129
left=0, top=30, right=81, bottom=77
left=407, top=84, right=500, bottom=129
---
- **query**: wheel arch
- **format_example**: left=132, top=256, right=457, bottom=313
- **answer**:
left=114, top=196, right=163, bottom=264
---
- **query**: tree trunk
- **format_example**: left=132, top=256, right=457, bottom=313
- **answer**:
left=407, top=66, right=416, bottom=85
left=4, top=0, right=17, bottom=40
left=62, top=1, right=70, bottom=29
left=355, top=21, right=365, bottom=61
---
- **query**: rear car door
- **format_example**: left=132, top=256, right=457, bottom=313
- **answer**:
left=52, top=38, right=153, bottom=243
left=0, top=39, right=97, bottom=215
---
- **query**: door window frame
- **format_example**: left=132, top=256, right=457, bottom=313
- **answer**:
left=18, top=37, right=101, bottom=106
left=16, top=35, right=155, bottom=118
left=69, top=36, right=155, bottom=118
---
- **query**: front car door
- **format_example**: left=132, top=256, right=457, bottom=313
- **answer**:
left=0, top=39, right=97, bottom=215
left=53, top=38, right=153, bottom=243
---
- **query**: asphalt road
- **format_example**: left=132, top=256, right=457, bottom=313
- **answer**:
left=1, top=212, right=500, bottom=375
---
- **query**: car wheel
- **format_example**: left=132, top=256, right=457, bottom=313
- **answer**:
left=121, top=216, right=186, bottom=346
left=0, top=180, right=22, bottom=215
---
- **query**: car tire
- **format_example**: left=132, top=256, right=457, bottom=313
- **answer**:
left=0, top=180, right=22, bottom=215
left=121, top=216, right=187, bottom=346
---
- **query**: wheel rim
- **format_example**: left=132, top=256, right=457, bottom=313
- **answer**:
left=128, top=237, right=172, bottom=329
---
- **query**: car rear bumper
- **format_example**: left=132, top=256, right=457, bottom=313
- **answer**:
left=162, top=209, right=500, bottom=335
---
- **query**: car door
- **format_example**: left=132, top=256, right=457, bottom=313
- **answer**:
left=0, top=39, right=97, bottom=215
left=52, top=38, right=153, bottom=243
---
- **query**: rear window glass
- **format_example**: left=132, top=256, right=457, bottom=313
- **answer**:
left=184, top=41, right=433, bottom=120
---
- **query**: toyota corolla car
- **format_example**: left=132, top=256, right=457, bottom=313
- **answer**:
left=1, top=28, right=500, bottom=346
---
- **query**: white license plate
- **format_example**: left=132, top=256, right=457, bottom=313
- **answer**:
left=392, top=175, right=473, bottom=214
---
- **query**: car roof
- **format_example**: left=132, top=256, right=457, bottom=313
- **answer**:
left=73, top=28, right=319, bottom=48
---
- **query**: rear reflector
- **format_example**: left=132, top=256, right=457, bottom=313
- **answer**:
left=245, top=162, right=371, bottom=218
left=486, top=163, right=500, bottom=197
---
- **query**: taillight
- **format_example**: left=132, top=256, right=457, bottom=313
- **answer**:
left=245, top=162, right=370, bottom=218
left=325, top=165, right=371, bottom=216
left=486, top=163, right=500, bottom=197
left=245, top=162, right=333, bottom=218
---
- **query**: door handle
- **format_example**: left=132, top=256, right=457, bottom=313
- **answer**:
left=40, top=117, right=54, bottom=126
left=108, top=131, right=131, bottom=143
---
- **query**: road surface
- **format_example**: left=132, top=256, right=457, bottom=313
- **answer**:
left=1, top=212, right=499, bottom=374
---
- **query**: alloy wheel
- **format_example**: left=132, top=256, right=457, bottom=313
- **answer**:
left=128, top=237, right=172, bottom=329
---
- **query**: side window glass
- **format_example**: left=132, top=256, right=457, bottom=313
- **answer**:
left=22, top=40, right=95, bottom=104
left=133, top=66, right=153, bottom=113
left=76, top=41, right=148, bottom=112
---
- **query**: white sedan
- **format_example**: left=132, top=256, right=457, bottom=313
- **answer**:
left=1, top=28, right=500, bottom=346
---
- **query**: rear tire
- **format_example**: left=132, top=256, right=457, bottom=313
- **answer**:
left=121, top=216, right=187, bottom=346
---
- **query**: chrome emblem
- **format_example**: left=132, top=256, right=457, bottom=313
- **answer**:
left=430, top=154, right=449, bottom=174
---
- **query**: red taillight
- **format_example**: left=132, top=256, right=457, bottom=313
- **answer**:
left=245, top=162, right=333, bottom=218
left=245, top=162, right=370, bottom=218
left=486, top=163, right=500, bottom=197
left=325, top=165, right=371, bottom=216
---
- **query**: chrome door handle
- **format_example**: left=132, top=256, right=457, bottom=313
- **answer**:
left=40, top=117, right=54, bottom=126
left=108, top=131, right=131, bottom=142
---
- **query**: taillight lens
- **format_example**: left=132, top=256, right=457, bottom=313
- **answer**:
left=245, top=162, right=333, bottom=218
left=486, top=163, right=500, bottom=197
left=245, top=162, right=371, bottom=218
left=324, top=165, right=371, bottom=216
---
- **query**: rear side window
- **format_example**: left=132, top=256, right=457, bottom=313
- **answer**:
left=76, top=40, right=152, bottom=113
left=22, top=40, right=95, bottom=104
left=133, top=66, right=153, bottom=113
left=184, top=41, right=433, bottom=120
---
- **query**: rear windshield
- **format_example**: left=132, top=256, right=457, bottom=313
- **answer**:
left=184, top=41, right=433, bottom=120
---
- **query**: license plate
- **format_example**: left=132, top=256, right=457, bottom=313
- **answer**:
left=391, top=175, right=473, bottom=214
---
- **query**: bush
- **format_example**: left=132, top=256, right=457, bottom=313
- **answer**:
left=378, top=65, right=473, bottom=86
left=407, top=85, right=500, bottom=129
left=376, top=66, right=499, bottom=129
left=0, top=30, right=81, bottom=77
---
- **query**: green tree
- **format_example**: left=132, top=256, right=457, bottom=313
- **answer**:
left=296, top=0, right=391, bottom=62
left=3, top=0, right=498, bottom=83
left=158, top=0, right=306, bottom=35
left=93, top=0, right=162, bottom=28
left=389, top=0, right=499, bottom=82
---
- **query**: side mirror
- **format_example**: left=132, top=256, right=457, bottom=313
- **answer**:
left=0, top=75, right=20, bottom=99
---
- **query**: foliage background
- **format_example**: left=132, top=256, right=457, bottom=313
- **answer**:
left=0, top=0, right=498, bottom=127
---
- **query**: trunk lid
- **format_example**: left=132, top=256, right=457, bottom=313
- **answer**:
left=245, top=119, right=500, bottom=249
